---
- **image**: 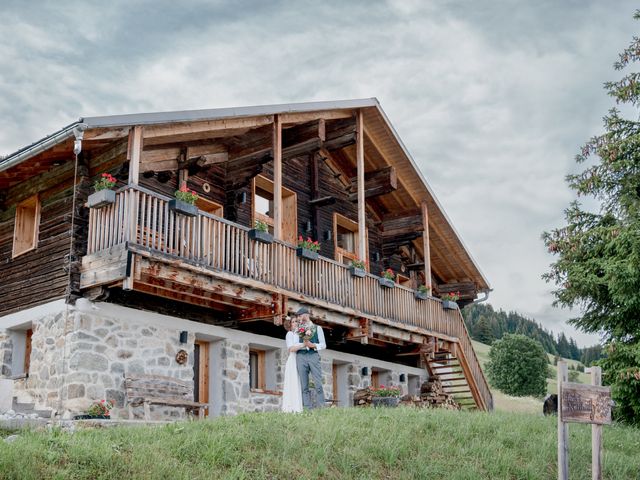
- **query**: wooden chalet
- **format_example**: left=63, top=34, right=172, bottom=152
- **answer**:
left=0, top=98, right=493, bottom=416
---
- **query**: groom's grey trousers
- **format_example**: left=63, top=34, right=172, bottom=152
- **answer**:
left=296, top=351, right=325, bottom=409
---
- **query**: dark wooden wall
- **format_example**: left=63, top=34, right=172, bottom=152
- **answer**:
left=226, top=154, right=385, bottom=273
left=0, top=186, right=74, bottom=316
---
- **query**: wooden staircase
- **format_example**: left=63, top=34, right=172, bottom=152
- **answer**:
left=426, top=348, right=482, bottom=410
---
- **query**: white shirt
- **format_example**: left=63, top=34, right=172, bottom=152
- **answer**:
left=285, top=327, right=326, bottom=352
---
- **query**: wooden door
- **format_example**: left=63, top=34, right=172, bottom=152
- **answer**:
left=24, top=329, right=33, bottom=374
left=194, top=340, right=210, bottom=416
left=371, top=370, right=379, bottom=389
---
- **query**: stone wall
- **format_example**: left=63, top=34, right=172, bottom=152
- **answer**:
left=62, top=309, right=195, bottom=419
left=2, top=301, right=429, bottom=419
left=0, top=330, right=12, bottom=377
left=12, top=310, right=68, bottom=412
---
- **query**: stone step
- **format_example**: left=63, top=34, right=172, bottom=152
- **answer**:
left=12, top=400, right=35, bottom=412
left=11, top=397, right=54, bottom=418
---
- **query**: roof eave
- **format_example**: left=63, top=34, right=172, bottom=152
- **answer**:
left=371, top=102, right=492, bottom=291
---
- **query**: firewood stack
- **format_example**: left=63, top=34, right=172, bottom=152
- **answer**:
left=353, top=387, right=375, bottom=406
left=352, top=381, right=460, bottom=410
left=420, top=379, right=460, bottom=410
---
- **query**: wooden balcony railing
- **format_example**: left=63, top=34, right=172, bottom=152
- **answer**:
left=87, top=185, right=492, bottom=410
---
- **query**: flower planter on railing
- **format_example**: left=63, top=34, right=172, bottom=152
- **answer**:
left=169, top=199, right=198, bottom=217
left=415, top=291, right=429, bottom=301
left=349, top=266, right=367, bottom=278
left=248, top=229, right=273, bottom=244
left=88, top=190, right=116, bottom=209
left=442, top=300, right=458, bottom=310
left=378, top=277, right=395, bottom=289
left=296, top=247, right=319, bottom=261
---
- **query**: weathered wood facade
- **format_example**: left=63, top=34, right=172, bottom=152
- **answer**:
left=0, top=99, right=493, bottom=413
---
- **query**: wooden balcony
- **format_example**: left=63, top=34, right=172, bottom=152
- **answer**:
left=80, top=185, right=493, bottom=411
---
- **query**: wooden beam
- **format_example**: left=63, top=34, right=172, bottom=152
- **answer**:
left=356, top=110, right=366, bottom=262
left=89, top=139, right=129, bottom=176
left=309, top=196, right=336, bottom=207
left=177, top=147, right=188, bottom=187
left=237, top=294, right=281, bottom=322
left=322, top=117, right=357, bottom=151
left=136, top=256, right=274, bottom=306
left=273, top=115, right=283, bottom=240
left=84, top=127, right=131, bottom=141
left=381, top=213, right=423, bottom=238
left=279, top=110, right=353, bottom=124
left=348, top=166, right=397, bottom=201
left=127, top=126, right=144, bottom=186
left=127, top=244, right=460, bottom=343
left=422, top=201, right=432, bottom=291
left=133, top=282, right=230, bottom=312
left=142, top=116, right=274, bottom=142
left=140, top=147, right=228, bottom=173
left=228, top=120, right=325, bottom=164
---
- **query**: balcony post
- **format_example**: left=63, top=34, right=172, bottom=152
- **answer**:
left=124, top=127, right=143, bottom=247
left=422, top=201, right=432, bottom=291
left=127, top=126, right=143, bottom=186
left=273, top=115, right=283, bottom=240
left=356, top=110, right=366, bottom=261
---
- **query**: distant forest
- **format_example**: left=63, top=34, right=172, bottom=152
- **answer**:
left=462, top=303, right=603, bottom=366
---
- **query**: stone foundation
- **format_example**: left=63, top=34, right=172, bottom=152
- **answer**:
left=0, top=300, right=428, bottom=420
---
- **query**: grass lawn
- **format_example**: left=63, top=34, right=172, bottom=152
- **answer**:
left=1, top=408, right=639, bottom=479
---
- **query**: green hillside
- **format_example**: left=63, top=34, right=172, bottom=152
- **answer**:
left=1, top=408, right=639, bottom=479
left=472, top=340, right=591, bottom=414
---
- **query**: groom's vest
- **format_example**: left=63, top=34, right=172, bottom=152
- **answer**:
left=297, top=329, right=320, bottom=354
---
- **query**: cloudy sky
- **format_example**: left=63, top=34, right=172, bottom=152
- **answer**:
left=1, top=1, right=637, bottom=346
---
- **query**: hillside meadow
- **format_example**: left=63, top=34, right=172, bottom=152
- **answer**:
left=470, top=340, right=590, bottom=414
left=1, top=408, right=640, bottom=479
left=2, top=341, right=636, bottom=479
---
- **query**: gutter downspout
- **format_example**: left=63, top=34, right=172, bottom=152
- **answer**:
left=0, top=122, right=88, bottom=173
left=473, top=290, right=491, bottom=304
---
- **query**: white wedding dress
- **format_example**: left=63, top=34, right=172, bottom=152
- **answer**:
left=282, top=331, right=303, bottom=413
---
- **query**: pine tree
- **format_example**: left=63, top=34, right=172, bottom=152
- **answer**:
left=477, top=316, right=494, bottom=345
left=542, top=11, right=640, bottom=424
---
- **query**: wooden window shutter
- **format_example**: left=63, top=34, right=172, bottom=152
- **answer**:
left=12, top=195, right=41, bottom=258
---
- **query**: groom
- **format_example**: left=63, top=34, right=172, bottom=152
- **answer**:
left=295, top=307, right=326, bottom=409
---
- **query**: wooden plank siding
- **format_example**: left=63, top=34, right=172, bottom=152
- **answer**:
left=0, top=186, right=76, bottom=316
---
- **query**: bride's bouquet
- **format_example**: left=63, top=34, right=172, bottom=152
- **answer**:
left=296, top=320, right=316, bottom=341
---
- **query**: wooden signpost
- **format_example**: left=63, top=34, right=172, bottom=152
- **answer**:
left=557, top=362, right=612, bottom=480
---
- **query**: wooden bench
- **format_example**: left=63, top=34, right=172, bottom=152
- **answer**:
left=124, top=373, right=208, bottom=420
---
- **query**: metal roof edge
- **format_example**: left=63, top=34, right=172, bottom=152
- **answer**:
left=0, top=121, right=81, bottom=173
left=81, top=98, right=379, bottom=128
left=372, top=102, right=492, bottom=290
left=0, top=98, right=379, bottom=173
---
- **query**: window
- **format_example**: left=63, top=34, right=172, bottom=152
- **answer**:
left=408, top=374, right=421, bottom=396
left=196, top=197, right=223, bottom=217
left=371, top=367, right=391, bottom=389
left=333, top=213, right=366, bottom=266
left=252, top=175, right=297, bottom=244
left=12, top=195, right=41, bottom=258
left=7, top=327, right=32, bottom=377
left=249, top=349, right=266, bottom=390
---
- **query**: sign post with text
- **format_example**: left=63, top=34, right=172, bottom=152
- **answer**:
left=557, top=362, right=612, bottom=480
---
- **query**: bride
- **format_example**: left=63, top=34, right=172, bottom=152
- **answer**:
left=282, top=317, right=305, bottom=412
